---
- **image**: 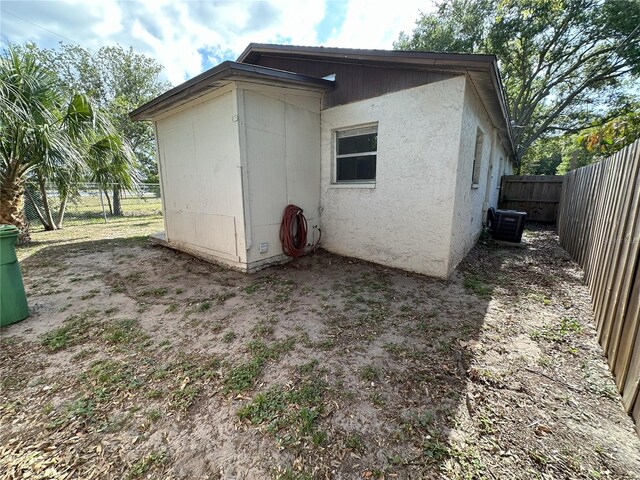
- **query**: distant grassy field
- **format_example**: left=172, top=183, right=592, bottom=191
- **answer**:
left=60, top=195, right=162, bottom=226
left=24, top=185, right=162, bottom=228
left=18, top=214, right=164, bottom=261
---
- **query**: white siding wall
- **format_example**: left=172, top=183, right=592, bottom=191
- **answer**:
left=319, top=77, right=466, bottom=277
left=155, top=86, right=247, bottom=266
left=448, top=78, right=503, bottom=273
left=238, top=83, right=322, bottom=270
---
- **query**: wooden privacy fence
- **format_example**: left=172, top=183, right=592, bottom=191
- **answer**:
left=499, top=175, right=563, bottom=222
left=557, top=140, right=640, bottom=434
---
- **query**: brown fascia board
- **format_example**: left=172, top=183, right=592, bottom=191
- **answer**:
left=129, top=60, right=335, bottom=121
left=237, top=43, right=497, bottom=70
left=488, top=61, right=518, bottom=164
left=238, top=43, right=518, bottom=161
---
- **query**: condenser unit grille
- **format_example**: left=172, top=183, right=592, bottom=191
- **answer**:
left=490, top=209, right=527, bottom=243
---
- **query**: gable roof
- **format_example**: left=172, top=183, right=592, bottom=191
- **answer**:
left=238, top=44, right=516, bottom=160
left=130, top=60, right=334, bottom=121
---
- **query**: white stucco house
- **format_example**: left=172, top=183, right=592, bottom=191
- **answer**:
left=131, top=44, right=516, bottom=278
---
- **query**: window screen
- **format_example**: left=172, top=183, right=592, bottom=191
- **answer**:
left=335, top=126, right=377, bottom=183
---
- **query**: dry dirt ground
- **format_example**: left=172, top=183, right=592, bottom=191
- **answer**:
left=2, top=219, right=640, bottom=479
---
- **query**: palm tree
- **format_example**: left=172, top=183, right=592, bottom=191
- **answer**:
left=0, top=46, right=137, bottom=240
left=86, top=133, right=140, bottom=216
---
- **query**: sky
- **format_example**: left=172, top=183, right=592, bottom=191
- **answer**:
left=0, top=0, right=436, bottom=86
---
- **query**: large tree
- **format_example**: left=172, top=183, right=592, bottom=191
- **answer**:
left=44, top=44, right=170, bottom=184
left=18, top=43, right=170, bottom=215
left=395, top=0, right=640, bottom=166
left=0, top=46, right=135, bottom=238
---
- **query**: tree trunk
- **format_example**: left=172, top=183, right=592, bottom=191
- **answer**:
left=113, top=185, right=122, bottom=216
left=104, top=189, right=113, bottom=215
left=0, top=176, right=30, bottom=243
left=37, top=174, right=57, bottom=231
left=25, top=187, right=48, bottom=228
left=56, top=194, right=68, bottom=229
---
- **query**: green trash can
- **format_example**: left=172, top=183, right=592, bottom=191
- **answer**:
left=0, top=224, right=29, bottom=327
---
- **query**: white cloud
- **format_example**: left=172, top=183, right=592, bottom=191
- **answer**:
left=90, top=0, right=123, bottom=38
left=112, top=0, right=328, bottom=83
left=325, top=0, right=431, bottom=49
left=1, top=0, right=436, bottom=86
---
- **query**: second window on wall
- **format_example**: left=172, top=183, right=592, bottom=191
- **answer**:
left=471, top=127, right=484, bottom=186
left=335, top=125, right=378, bottom=183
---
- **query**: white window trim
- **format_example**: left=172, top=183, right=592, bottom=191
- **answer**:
left=330, top=183, right=376, bottom=189
left=332, top=124, right=378, bottom=186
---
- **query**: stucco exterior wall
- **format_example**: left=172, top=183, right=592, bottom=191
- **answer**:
left=152, top=72, right=514, bottom=277
left=154, top=85, right=247, bottom=268
left=319, top=77, right=466, bottom=277
left=486, top=141, right=504, bottom=211
left=448, top=78, right=504, bottom=273
left=237, top=83, right=322, bottom=270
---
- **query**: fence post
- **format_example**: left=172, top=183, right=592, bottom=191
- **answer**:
left=99, top=189, right=108, bottom=224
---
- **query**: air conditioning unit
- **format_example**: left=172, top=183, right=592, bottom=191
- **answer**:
left=487, top=208, right=527, bottom=243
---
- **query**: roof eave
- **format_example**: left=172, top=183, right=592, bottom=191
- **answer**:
left=130, top=61, right=334, bottom=121
left=238, top=44, right=517, bottom=160
left=237, top=43, right=498, bottom=68
left=486, top=61, right=518, bottom=162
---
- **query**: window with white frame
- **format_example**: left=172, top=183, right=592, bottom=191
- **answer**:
left=335, top=125, right=378, bottom=183
left=471, top=128, right=484, bottom=186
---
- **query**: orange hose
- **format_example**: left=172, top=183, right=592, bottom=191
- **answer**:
left=279, top=204, right=308, bottom=257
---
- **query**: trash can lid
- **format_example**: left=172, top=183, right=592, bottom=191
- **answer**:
left=0, top=224, right=19, bottom=237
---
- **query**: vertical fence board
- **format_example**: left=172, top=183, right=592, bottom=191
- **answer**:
left=598, top=148, right=638, bottom=352
left=584, top=163, right=604, bottom=280
left=576, top=167, right=593, bottom=267
left=606, top=149, right=640, bottom=368
left=623, top=307, right=640, bottom=412
left=617, top=263, right=640, bottom=395
left=558, top=140, right=640, bottom=433
left=595, top=160, right=622, bottom=332
left=591, top=159, right=619, bottom=330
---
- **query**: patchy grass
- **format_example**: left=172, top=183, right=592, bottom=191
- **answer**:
left=140, top=287, right=169, bottom=298
left=41, top=311, right=97, bottom=351
left=359, top=365, right=381, bottom=383
left=238, top=377, right=327, bottom=447
left=80, top=289, right=100, bottom=300
left=127, top=451, right=166, bottom=479
left=223, top=339, right=295, bottom=394
left=531, top=316, right=582, bottom=343
left=463, top=275, right=494, bottom=298
left=4, top=223, right=640, bottom=479
left=17, top=214, right=163, bottom=261
left=47, top=395, right=96, bottom=430
left=223, top=331, right=237, bottom=343
left=252, top=316, right=277, bottom=338
left=102, top=319, right=148, bottom=346
left=224, top=358, right=264, bottom=394
left=198, top=301, right=212, bottom=312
